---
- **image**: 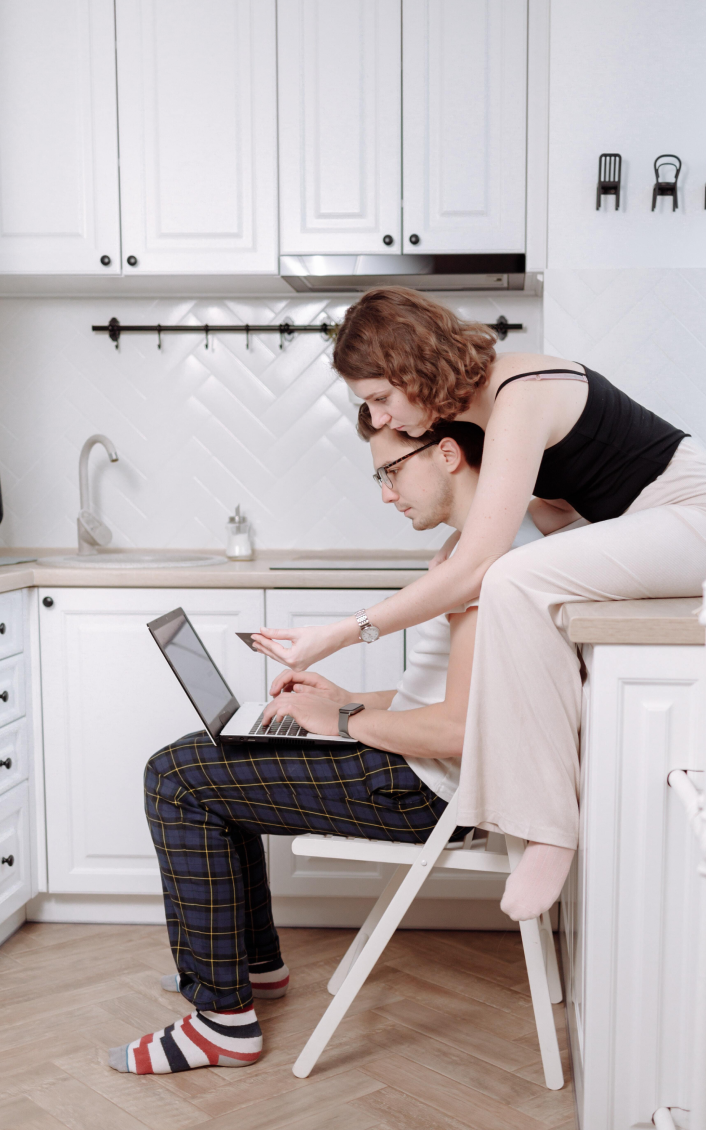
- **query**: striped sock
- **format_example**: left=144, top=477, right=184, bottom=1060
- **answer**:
left=107, top=1005, right=261, bottom=1073
left=160, top=959, right=290, bottom=1001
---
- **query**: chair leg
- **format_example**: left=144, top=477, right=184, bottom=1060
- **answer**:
left=540, top=909, right=563, bottom=1004
left=292, top=796, right=460, bottom=1079
left=505, top=834, right=564, bottom=1090
left=327, top=864, right=408, bottom=995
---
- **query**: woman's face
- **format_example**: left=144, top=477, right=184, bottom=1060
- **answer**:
left=345, top=377, right=431, bottom=437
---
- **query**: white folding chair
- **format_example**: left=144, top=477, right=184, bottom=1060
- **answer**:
left=289, top=791, right=564, bottom=1089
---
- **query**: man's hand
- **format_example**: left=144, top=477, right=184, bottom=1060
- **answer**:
left=269, top=669, right=351, bottom=704
left=260, top=691, right=341, bottom=737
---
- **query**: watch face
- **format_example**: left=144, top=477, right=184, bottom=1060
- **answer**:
left=360, top=625, right=380, bottom=643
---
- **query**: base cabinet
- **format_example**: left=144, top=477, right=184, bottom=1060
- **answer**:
left=562, top=643, right=706, bottom=1130
left=39, top=587, right=265, bottom=896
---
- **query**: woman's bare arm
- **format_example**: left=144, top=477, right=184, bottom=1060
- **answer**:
left=254, top=383, right=556, bottom=670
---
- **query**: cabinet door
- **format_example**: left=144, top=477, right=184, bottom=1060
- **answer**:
left=39, top=588, right=265, bottom=895
left=277, top=0, right=401, bottom=255
left=0, top=0, right=121, bottom=273
left=402, top=0, right=527, bottom=253
left=116, top=0, right=278, bottom=273
left=0, top=782, right=32, bottom=927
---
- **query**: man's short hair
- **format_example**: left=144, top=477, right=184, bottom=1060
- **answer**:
left=357, top=402, right=484, bottom=470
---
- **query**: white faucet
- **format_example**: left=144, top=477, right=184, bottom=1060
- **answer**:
left=77, top=434, right=119, bottom=555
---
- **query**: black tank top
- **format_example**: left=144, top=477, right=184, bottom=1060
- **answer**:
left=495, top=366, right=688, bottom=522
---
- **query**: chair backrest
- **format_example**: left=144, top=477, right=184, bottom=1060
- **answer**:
left=654, top=154, right=682, bottom=184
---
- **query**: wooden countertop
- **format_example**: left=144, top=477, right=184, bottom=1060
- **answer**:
left=564, top=597, right=705, bottom=645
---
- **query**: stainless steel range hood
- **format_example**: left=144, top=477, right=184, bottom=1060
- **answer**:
left=280, top=253, right=526, bottom=292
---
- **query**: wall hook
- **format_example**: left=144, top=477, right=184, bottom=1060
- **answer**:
left=108, top=317, right=121, bottom=350
left=652, top=154, right=681, bottom=211
left=157, top=324, right=162, bottom=350
left=596, top=153, right=622, bottom=210
left=245, top=324, right=250, bottom=350
left=279, top=320, right=294, bottom=350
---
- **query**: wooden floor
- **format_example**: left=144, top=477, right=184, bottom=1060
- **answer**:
left=0, top=923, right=577, bottom=1130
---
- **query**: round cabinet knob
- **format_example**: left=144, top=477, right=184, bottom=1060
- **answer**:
left=382, top=234, right=394, bottom=246
left=126, top=255, right=138, bottom=267
left=0, top=758, right=12, bottom=770
left=1, top=855, right=14, bottom=867
left=0, top=691, right=8, bottom=703
left=0, top=623, right=5, bottom=634
left=409, top=233, right=420, bottom=246
left=100, top=255, right=111, bottom=267
left=42, top=596, right=54, bottom=608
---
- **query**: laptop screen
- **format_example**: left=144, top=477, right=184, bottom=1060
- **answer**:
left=148, top=608, right=239, bottom=740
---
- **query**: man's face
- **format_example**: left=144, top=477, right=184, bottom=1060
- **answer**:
left=369, top=428, right=453, bottom=531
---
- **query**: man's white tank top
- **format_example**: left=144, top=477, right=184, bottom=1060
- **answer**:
left=391, top=512, right=543, bottom=800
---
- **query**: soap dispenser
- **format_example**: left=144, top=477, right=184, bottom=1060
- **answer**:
left=226, top=506, right=253, bottom=560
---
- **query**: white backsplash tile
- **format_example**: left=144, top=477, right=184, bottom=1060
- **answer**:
left=544, top=269, right=706, bottom=443
left=0, top=292, right=540, bottom=550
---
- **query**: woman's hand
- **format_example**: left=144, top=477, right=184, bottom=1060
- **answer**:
left=260, top=691, right=341, bottom=736
left=269, top=668, right=351, bottom=705
left=251, top=620, right=357, bottom=671
left=428, top=529, right=461, bottom=569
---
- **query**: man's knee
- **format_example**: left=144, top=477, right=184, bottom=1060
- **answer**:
left=144, top=730, right=212, bottom=789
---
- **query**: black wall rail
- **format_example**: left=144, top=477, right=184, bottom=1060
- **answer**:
left=92, top=314, right=524, bottom=351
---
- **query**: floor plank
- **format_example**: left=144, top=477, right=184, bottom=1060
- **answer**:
left=0, top=923, right=577, bottom=1130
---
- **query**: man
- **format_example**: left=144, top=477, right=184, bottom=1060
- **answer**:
left=108, top=416, right=541, bottom=1076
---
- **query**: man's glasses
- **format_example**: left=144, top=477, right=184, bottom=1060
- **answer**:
left=372, top=439, right=439, bottom=489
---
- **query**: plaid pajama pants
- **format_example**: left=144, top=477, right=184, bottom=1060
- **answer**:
left=145, top=729, right=464, bottom=1012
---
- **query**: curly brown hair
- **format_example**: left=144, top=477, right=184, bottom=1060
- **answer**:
left=333, top=287, right=497, bottom=423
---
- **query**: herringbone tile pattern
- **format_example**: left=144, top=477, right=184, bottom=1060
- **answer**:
left=0, top=293, right=540, bottom=552
left=544, top=268, right=706, bottom=443
left=0, top=923, right=576, bottom=1130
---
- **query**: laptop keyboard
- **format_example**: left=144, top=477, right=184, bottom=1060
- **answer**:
left=249, top=710, right=308, bottom=738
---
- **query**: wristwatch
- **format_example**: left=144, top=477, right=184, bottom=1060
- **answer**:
left=339, top=702, right=365, bottom=738
left=355, top=609, right=380, bottom=643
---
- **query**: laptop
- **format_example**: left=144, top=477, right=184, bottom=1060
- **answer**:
left=147, top=607, right=355, bottom=746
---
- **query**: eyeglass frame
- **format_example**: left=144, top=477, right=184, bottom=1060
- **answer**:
left=372, top=439, right=439, bottom=489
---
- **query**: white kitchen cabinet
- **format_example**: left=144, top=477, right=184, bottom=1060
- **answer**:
left=278, top=0, right=527, bottom=257
left=562, top=642, right=706, bottom=1129
left=115, top=0, right=278, bottom=274
left=402, top=0, right=527, bottom=253
left=39, top=588, right=265, bottom=896
left=277, top=0, right=402, bottom=255
left=0, top=0, right=121, bottom=274
left=0, top=782, right=32, bottom=926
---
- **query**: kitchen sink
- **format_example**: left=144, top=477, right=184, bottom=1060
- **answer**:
left=37, top=552, right=229, bottom=569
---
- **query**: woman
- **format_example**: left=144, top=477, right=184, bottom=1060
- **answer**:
left=253, top=287, right=706, bottom=920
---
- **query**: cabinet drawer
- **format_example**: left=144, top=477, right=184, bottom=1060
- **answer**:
left=0, top=591, right=23, bottom=661
left=0, top=782, right=31, bottom=924
left=0, top=654, right=25, bottom=728
left=0, top=720, right=27, bottom=798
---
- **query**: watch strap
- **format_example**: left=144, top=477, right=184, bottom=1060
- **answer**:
left=338, top=702, right=365, bottom=739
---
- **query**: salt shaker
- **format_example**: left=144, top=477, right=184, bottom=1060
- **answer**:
left=226, top=506, right=253, bottom=560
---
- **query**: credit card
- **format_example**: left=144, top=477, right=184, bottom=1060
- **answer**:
left=235, top=631, right=260, bottom=651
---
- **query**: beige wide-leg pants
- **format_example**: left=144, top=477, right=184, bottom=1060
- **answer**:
left=457, top=437, right=706, bottom=847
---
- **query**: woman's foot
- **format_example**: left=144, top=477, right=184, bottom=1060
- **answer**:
left=108, top=1005, right=261, bottom=1073
left=500, top=842, right=575, bottom=921
left=161, top=960, right=290, bottom=1001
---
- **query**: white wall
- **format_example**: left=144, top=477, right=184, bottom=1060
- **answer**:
left=547, top=0, right=706, bottom=268
left=0, top=293, right=541, bottom=551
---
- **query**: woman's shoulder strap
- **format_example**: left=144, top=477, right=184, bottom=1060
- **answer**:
left=495, top=368, right=588, bottom=400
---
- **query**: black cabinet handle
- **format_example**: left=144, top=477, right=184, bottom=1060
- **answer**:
left=409, top=233, right=420, bottom=245
left=100, top=254, right=111, bottom=266
left=0, top=691, right=8, bottom=703
left=382, top=234, right=394, bottom=246
left=42, top=596, right=54, bottom=608
left=0, top=758, right=12, bottom=770
left=126, top=255, right=138, bottom=267
left=1, top=856, right=14, bottom=867
left=0, top=623, right=5, bottom=634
